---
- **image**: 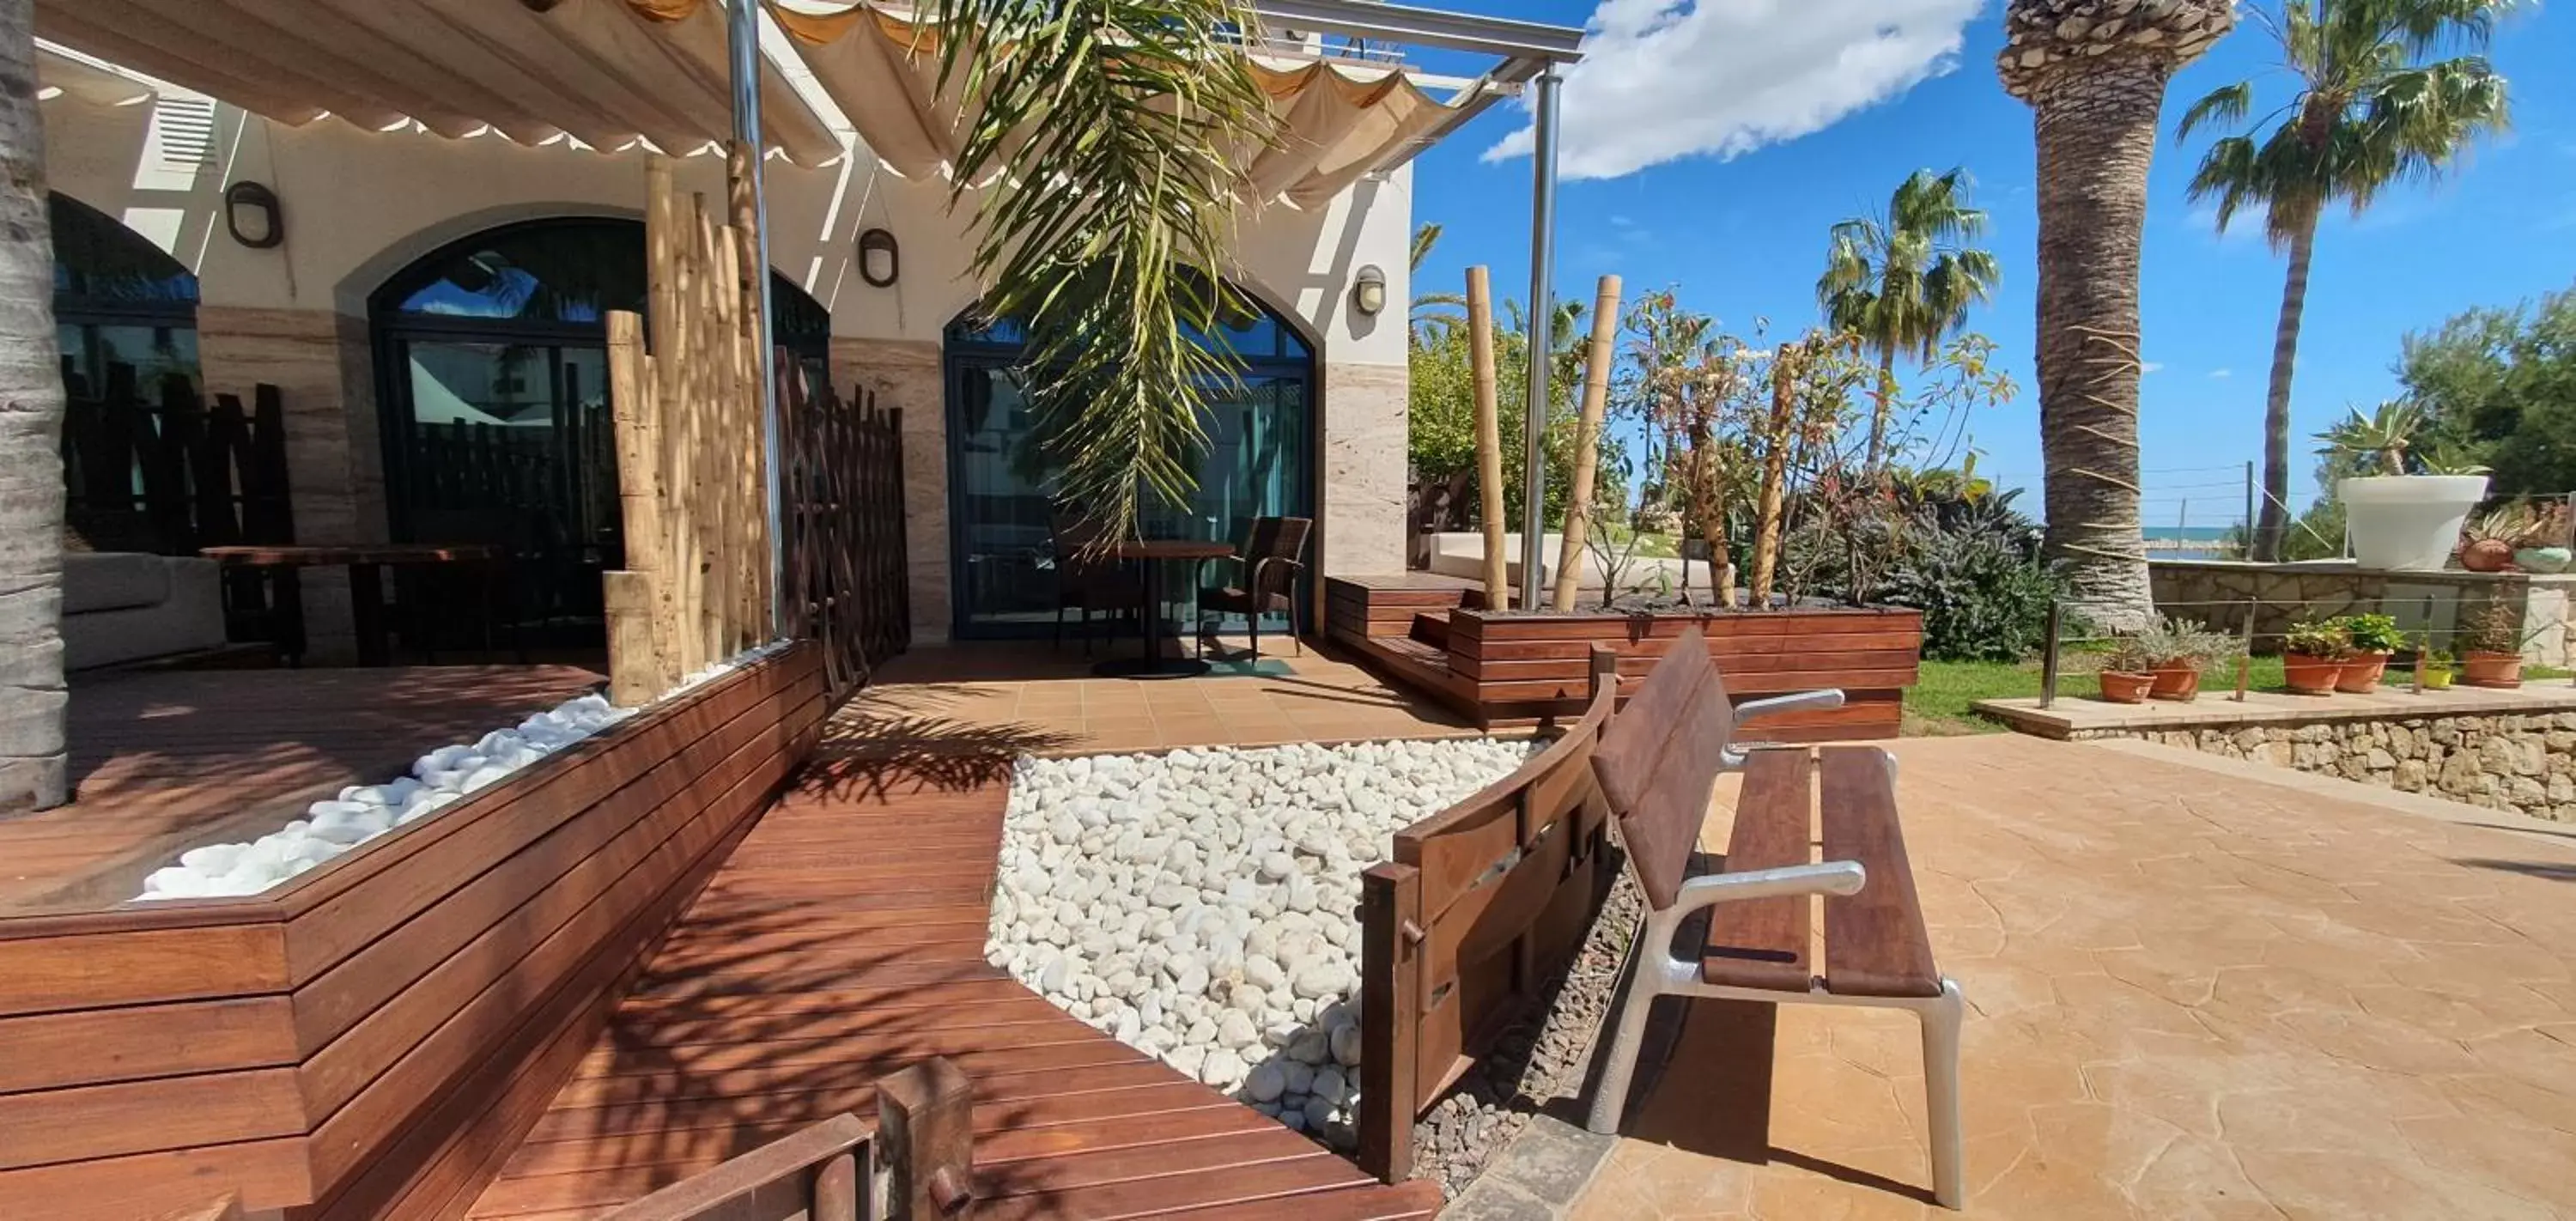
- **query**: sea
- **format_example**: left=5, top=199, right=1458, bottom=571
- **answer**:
left=2142, top=525, right=2238, bottom=561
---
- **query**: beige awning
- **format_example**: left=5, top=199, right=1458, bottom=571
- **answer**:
left=767, top=3, right=1465, bottom=207
left=30, top=0, right=845, bottom=166
left=35, top=44, right=167, bottom=109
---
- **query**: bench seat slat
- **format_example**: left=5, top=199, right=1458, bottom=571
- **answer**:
left=1700, top=748, right=1813, bottom=993
left=1817, top=746, right=1941, bottom=999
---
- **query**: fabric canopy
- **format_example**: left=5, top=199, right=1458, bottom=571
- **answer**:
left=31, top=0, right=843, bottom=166
left=767, top=2, right=1463, bottom=208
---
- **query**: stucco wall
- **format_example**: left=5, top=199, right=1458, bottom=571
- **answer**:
left=42, top=82, right=1413, bottom=647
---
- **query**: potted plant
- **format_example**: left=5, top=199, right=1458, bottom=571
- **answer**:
left=2458, top=505, right=2528, bottom=573
left=2318, top=401, right=2488, bottom=573
left=2330, top=612, right=2403, bottom=693
left=2417, top=643, right=2456, bottom=690
left=2458, top=600, right=2527, bottom=689
left=2140, top=616, right=2230, bottom=702
left=2098, top=637, right=2156, bottom=704
left=2281, top=619, right=2351, bottom=696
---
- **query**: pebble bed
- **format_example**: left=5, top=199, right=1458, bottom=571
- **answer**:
left=987, top=738, right=1540, bottom=1149
left=134, top=644, right=787, bottom=902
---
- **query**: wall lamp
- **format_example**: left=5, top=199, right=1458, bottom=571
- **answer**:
left=223, top=181, right=284, bottom=249
left=1352, top=264, right=1386, bottom=317
left=857, top=227, right=900, bottom=288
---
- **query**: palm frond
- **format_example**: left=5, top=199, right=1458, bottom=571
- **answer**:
left=2178, top=81, right=2257, bottom=141
left=924, top=0, right=1276, bottom=539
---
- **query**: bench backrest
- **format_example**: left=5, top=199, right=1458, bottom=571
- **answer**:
left=1590, top=628, right=1735, bottom=910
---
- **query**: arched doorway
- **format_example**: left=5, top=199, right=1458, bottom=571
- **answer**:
left=942, top=287, right=1315, bottom=638
left=50, top=192, right=199, bottom=396
left=370, top=216, right=830, bottom=647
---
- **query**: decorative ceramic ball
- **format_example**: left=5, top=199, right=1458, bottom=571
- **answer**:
left=2514, top=546, right=2572, bottom=574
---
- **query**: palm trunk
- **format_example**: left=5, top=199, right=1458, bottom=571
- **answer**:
left=2250, top=208, right=2318, bottom=562
left=1864, top=346, right=1896, bottom=470
left=2027, top=56, right=2169, bottom=632
left=0, top=0, right=68, bottom=811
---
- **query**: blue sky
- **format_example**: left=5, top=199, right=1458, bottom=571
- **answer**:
left=1400, top=0, right=2576, bottom=525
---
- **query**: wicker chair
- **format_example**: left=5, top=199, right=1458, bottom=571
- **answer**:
left=1197, top=516, right=1312, bottom=661
left=1049, top=511, right=1145, bottom=655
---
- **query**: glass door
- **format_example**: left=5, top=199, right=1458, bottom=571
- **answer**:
left=944, top=361, right=1314, bottom=640
left=386, top=336, right=618, bottom=645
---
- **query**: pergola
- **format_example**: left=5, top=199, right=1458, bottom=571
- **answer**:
left=33, top=0, right=1586, bottom=614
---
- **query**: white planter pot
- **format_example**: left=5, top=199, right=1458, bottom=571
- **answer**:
left=2339, top=474, right=2488, bottom=571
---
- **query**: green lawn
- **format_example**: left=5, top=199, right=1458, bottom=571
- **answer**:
left=1592, top=525, right=1680, bottom=559
left=1904, top=656, right=2571, bottom=735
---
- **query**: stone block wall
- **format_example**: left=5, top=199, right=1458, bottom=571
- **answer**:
left=2092, top=712, right=2576, bottom=823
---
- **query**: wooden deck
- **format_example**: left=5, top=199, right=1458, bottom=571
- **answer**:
left=0, top=665, right=605, bottom=916
left=463, top=749, right=1445, bottom=1220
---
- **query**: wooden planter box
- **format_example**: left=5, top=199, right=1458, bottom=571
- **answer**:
left=1448, top=607, right=1920, bottom=737
left=0, top=645, right=826, bottom=1219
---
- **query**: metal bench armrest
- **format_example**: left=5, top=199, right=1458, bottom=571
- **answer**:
left=1642, top=860, right=1867, bottom=963
left=1733, top=688, right=1845, bottom=728
left=1718, top=689, right=1845, bottom=771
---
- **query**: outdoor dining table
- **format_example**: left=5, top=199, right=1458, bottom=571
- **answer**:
left=1092, top=538, right=1237, bottom=679
left=200, top=543, right=506, bottom=668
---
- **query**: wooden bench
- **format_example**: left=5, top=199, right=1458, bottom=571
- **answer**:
left=1583, top=629, right=1965, bottom=1209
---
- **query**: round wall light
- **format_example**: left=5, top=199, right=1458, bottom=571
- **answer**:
left=1352, top=264, right=1387, bottom=317
left=223, top=181, right=284, bottom=249
left=857, top=228, right=900, bottom=288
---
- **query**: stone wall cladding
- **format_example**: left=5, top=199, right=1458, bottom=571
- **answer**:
left=2085, top=711, right=2576, bottom=822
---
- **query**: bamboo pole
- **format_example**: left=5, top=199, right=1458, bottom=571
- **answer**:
left=1552, top=274, right=1622, bottom=611
left=1467, top=266, right=1507, bottom=610
left=604, top=310, right=666, bottom=703
left=694, top=197, right=729, bottom=665
left=645, top=157, right=690, bottom=680
left=727, top=140, right=773, bottom=641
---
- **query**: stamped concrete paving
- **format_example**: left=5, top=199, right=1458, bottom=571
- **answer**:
left=1572, top=733, right=2576, bottom=1220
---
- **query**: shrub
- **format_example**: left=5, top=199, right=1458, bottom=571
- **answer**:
left=2285, top=618, right=2354, bottom=659
left=1880, top=525, right=2064, bottom=662
left=2331, top=612, right=2404, bottom=653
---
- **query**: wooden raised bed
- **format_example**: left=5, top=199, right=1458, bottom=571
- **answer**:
left=0, top=644, right=827, bottom=1219
left=1323, top=576, right=1920, bottom=738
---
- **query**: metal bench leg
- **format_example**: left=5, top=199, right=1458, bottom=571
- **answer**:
left=1585, top=957, right=1661, bottom=1135
left=1921, top=978, right=1967, bottom=1209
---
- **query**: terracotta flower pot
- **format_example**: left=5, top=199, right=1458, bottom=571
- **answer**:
left=2282, top=653, right=2343, bottom=696
left=2148, top=665, right=2201, bottom=702
left=2461, top=538, right=2516, bottom=573
left=2099, top=671, right=2154, bottom=704
left=2462, top=650, right=2524, bottom=689
left=2335, top=651, right=2391, bottom=694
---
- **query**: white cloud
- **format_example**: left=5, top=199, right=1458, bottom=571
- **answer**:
left=1483, top=0, right=1984, bottom=181
left=2208, top=368, right=2233, bottom=380
left=2141, top=361, right=2166, bottom=374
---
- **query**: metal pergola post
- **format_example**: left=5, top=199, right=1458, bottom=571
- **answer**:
left=1516, top=68, right=1560, bottom=612
left=726, top=0, right=787, bottom=641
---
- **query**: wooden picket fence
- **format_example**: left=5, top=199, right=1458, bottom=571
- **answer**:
left=1358, top=649, right=1622, bottom=1182
left=58, top=363, right=294, bottom=638
left=778, top=355, right=908, bottom=703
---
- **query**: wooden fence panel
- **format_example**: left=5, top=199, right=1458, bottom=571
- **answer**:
left=778, top=353, right=908, bottom=704
left=58, top=365, right=295, bottom=638
left=1356, top=649, right=1621, bottom=1182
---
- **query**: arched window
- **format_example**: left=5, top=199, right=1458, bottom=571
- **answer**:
left=50, top=193, right=199, bottom=397
left=369, top=217, right=831, bottom=647
left=941, top=283, right=1315, bottom=638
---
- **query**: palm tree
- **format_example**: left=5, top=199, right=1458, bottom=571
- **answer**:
left=1999, top=0, right=2237, bottom=630
left=1410, top=222, right=1465, bottom=346
left=926, top=0, right=1273, bottom=538
left=1817, top=168, right=2001, bottom=470
left=2178, top=0, right=2513, bottom=562
left=0, top=0, right=67, bottom=811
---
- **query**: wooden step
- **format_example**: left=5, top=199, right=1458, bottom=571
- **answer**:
left=1408, top=609, right=1452, bottom=649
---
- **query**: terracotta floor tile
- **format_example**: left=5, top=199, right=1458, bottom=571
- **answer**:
left=1571, top=734, right=2576, bottom=1220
